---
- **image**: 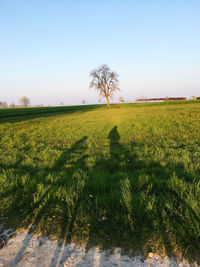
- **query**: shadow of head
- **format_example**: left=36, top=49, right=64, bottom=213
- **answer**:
left=107, top=126, right=120, bottom=143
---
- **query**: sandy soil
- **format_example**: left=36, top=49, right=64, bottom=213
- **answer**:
left=0, top=225, right=198, bottom=267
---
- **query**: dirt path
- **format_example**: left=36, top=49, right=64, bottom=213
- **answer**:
left=0, top=226, right=198, bottom=267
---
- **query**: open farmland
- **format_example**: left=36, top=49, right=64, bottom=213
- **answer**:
left=0, top=101, right=200, bottom=262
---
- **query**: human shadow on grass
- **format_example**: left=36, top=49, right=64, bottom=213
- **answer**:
left=0, top=136, right=89, bottom=266
left=74, top=126, right=200, bottom=265
left=50, top=126, right=200, bottom=266
left=0, top=126, right=200, bottom=265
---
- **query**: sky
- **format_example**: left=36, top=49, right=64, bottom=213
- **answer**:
left=0, top=0, right=200, bottom=106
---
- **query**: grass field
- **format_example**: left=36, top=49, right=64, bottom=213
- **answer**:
left=0, top=101, right=200, bottom=261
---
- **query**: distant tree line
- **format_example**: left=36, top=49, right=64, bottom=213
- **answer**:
left=0, top=97, right=30, bottom=108
left=0, top=101, right=8, bottom=108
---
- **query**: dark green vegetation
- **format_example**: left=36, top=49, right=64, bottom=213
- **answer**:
left=0, top=104, right=101, bottom=121
left=0, top=101, right=200, bottom=262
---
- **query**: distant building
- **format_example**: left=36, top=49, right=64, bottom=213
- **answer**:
left=136, top=97, right=186, bottom=102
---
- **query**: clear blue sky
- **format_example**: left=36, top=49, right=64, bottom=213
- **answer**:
left=1, top=0, right=200, bottom=105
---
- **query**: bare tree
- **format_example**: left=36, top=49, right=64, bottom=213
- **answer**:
left=0, top=101, right=8, bottom=108
left=119, top=96, right=125, bottom=103
left=90, top=64, right=120, bottom=107
left=19, top=96, right=30, bottom=107
left=10, top=102, right=15, bottom=108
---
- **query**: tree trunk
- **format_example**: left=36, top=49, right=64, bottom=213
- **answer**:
left=106, top=95, right=110, bottom=107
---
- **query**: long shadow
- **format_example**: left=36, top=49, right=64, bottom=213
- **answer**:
left=4, top=136, right=89, bottom=266
left=0, top=104, right=102, bottom=124
left=84, top=126, right=125, bottom=266
left=81, top=126, right=199, bottom=264
left=49, top=138, right=89, bottom=266
left=0, top=126, right=200, bottom=265
left=48, top=128, right=123, bottom=266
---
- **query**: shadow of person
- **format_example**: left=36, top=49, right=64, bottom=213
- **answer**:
left=82, top=126, right=199, bottom=265
left=2, top=125, right=199, bottom=265
left=49, top=137, right=90, bottom=267
left=55, top=126, right=125, bottom=266
left=9, top=136, right=89, bottom=266
left=107, top=126, right=120, bottom=144
left=77, top=126, right=130, bottom=266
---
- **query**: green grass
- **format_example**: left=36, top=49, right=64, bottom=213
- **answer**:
left=0, top=101, right=200, bottom=261
left=0, top=104, right=102, bottom=121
